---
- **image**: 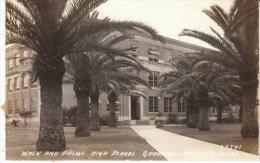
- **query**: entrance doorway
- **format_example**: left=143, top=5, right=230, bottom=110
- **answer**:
left=131, top=96, right=140, bottom=120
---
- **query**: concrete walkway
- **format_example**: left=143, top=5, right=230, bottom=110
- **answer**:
left=131, top=125, right=259, bottom=161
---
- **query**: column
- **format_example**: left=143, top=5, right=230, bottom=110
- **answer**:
left=128, top=96, right=131, bottom=120
left=19, top=75, right=22, bottom=112
left=12, top=82, right=15, bottom=118
left=140, top=96, right=144, bottom=120
left=28, top=73, right=31, bottom=112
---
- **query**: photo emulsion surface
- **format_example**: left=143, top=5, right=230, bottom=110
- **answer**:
left=3, top=0, right=259, bottom=161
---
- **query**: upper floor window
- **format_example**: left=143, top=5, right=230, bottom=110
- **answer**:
left=164, top=97, right=172, bottom=112
left=164, top=49, right=173, bottom=63
left=22, top=50, right=29, bottom=65
left=148, top=47, right=160, bottom=62
left=178, top=99, right=186, bottom=113
left=8, top=59, right=13, bottom=69
left=23, top=50, right=28, bottom=58
left=15, top=53, right=20, bottom=67
left=15, top=76, right=21, bottom=90
left=8, top=78, right=13, bottom=91
left=23, top=74, right=30, bottom=89
left=129, top=41, right=139, bottom=58
left=148, top=71, right=159, bottom=87
left=149, top=96, right=158, bottom=112
left=130, top=41, right=139, bottom=52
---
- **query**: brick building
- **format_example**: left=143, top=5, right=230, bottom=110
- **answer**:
left=5, top=33, right=239, bottom=126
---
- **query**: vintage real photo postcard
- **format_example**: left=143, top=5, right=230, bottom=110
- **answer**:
left=1, top=0, right=259, bottom=161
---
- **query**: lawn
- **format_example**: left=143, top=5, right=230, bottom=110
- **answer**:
left=161, top=123, right=258, bottom=155
left=6, top=126, right=166, bottom=161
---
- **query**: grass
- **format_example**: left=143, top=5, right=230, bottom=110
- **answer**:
left=6, top=126, right=166, bottom=161
left=161, top=123, right=258, bottom=155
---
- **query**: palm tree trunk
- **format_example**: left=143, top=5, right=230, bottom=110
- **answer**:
left=241, top=85, right=258, bottom=138
left=36, top=71, right=66, bottom=151
left=74, top=87, right=90, bottom=137
left=197, top=84, right=210, bottom=131
left=108, top=93, right=117, bottom=127
left=217, top=101, right=224, bottom=124
left=90, top=90, right=101, bottom=131
left=198, top=99, right=210, bottom=131
left=217, top=108, right=223, bottom=124
left=186, top=100, right=198, bottom=128
left=239, top=105, right=243, bottom=123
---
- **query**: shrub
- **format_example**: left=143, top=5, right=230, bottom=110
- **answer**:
left=19, top=111, right=32, bottom=126
left=100, top=115, right=118, bottom=126
left=222, top=117, right=236, bottom=123
left=155, top=120, right=165, bottom=128
left=166, top=114, right=177, bottom=124
left=176, top=118, right=187, bottom=124
left=63, top=106, right=77, bottom=126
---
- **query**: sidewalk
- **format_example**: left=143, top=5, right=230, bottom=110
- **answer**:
left=131, top=125, right=259, bottom=161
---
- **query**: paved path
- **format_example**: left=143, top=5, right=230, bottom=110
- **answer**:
left=131, top=125, right=259, bottom=161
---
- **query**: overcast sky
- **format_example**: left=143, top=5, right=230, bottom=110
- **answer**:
left=96, top=0, right=233, bottom=49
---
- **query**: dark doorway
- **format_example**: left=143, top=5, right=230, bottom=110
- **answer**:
left=131, top=96, right=140, bottom=120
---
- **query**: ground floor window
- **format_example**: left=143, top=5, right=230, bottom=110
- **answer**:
left=15, top=99, right=20, bottom=113
left=164, top=97, right=172, bottom=112
left=31, top=98, right=37, bottom=113
left=22, top=99, right=28, bottom=111
left=149, top=96, right=158, bottom=112
left=212, top=107, right=217, bottom=113
left=178, top=100, right=186, bottom=113
left=8, top=101, right=13, bottom=114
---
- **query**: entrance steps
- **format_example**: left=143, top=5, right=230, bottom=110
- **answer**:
left=130, top=120, right=152, bottom=125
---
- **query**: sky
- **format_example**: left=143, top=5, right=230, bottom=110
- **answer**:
left=96, top=0, right=233, bottom=49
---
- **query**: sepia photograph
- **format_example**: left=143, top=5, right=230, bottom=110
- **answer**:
left=1, top=0, right=259, bottom=161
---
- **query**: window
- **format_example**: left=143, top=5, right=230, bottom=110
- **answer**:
left=148, top=47, right=160, bottom=62
left=15, top=54, right=20, bottom=67
left=149, top=96, right=158, bottom=112
left=212, top=105, right=218, bottom=113
left=31, top=81, right=37, bottom=88
left=148, top=71, right=159, bottom=87
left=22, top=50, right=29, bottom=65
left=15, top=76, right=21, bottom=90
left=31, top=98, right=37, bottom=113
left=15, top=100, right=20, bottom=113
left=129, top=41, right=139, bottom=58
left=23, top=74, right=29, bottom=89
left=8, top=59, right=13, bottom=69
left=8, top=78, right=13, bottom=91
left=164, top=49, right=173, bottom=62
left=22, top=99, right=28, bottom=111
left=106, top=101, right=120, bottom=111
left=164, top=97, right=172, bottom=112
left=23, top=50, right=28, bottom=58
left=130, top=42, right=139, bottom=52
left=178, top=100, right=186, bottom=113
left=8, top=101, right=13, bottom=114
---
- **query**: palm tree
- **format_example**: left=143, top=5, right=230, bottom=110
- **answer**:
left=6, top=0, right=164, bottom=150
left=179, top=0, right=258, bottom=137
left=193, top=60, right=240, bottom=130
left=159, top=58, right=240, bottom=130
left=64, top=30, right=153, bottom=134
left=159, top=59, right=199, bottom=128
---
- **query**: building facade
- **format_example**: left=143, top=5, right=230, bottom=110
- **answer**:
left=5, top=34, right=239, bottom=126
